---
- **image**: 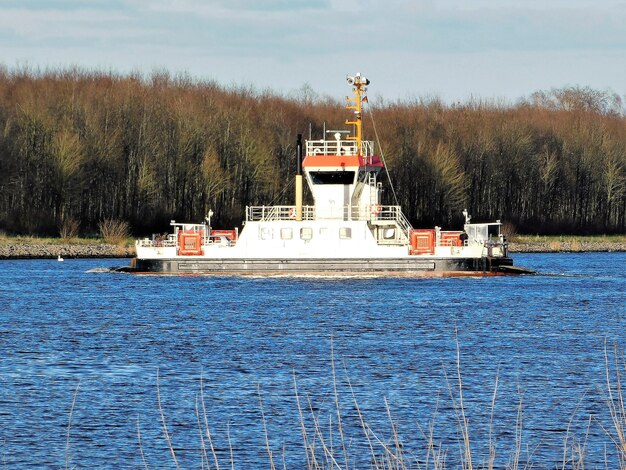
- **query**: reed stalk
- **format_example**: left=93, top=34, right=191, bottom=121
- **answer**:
left=195, top=396, right=209, bottom=469
left=345, top=370, right=378, bottom=466
left=134, top=340, right=626, bottom=469
left=443, top=331, right=473, bottom=470
left=330, top=341, right=349, bottom=468
left=293, top=370, right=316, bottom=469
left=199, top=370, right=220, bottom=470
left=602, top=341, right=626, bottom=467
left=487, top=369, right=499, bottom=470
left=258, top=385, right=276, bottom=470
left=156, top=369, right=180, bottom=469
left=137, top=418, right=149, bottom=470
left=65, top=381, right=80, bottom=470
left=509, top=392, right=523, bottom=470
left=227, top=422, right=235, bottom=470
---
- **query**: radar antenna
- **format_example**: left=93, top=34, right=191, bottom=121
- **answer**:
left=345, top=72, right=370, bottom=157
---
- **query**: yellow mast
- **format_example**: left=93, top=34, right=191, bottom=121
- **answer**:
left=345, top=73, right=369, bottom=157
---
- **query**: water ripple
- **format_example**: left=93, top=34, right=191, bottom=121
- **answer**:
left=0, top=253, right=624, bottom=467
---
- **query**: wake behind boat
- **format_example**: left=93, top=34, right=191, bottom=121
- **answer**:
left=129, top=73, right=533, bottom=275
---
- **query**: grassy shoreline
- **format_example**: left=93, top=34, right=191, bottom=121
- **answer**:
left=0, top=235, right=135, bottom=246
left=508, top=234, right=626, bottom=252
left=0, top=235, right=135, bottom=259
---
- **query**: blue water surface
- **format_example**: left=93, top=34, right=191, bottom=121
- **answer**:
left=0, top=253, right=625, bottom=468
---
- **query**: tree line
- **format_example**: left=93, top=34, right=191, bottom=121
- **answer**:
left=0, top=67, right=624, bottom=236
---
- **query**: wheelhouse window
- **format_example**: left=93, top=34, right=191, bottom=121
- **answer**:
left=339, top=227, right=352, bottom=239
left=310, top=171, right=355, bottom=185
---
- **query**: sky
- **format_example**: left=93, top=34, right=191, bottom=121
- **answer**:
left=1, top=0, right=625, bottom=103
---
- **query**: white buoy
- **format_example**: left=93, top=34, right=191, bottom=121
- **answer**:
left=57, top=255, right=64, bottom=262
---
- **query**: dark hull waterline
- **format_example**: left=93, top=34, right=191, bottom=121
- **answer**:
left=126, top=256, right=533, bottom=275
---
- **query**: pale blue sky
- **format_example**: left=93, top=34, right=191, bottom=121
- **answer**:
left=1, top=0, right=625, bottom=102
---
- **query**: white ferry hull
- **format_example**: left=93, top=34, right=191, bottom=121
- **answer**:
left=129, top=255, right=517, bottom=275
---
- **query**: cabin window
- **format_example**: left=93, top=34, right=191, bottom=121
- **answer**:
left=280, top=228, right=293, bottom=240
left=339, top=227, right=352, bottom=239
left=300, top=227, right=313, bottom=240
left=310, top=171, right=355, bottom=185
left=260, top=227, right=274, bottom=240
left=488, top=224, right=500, bottom=238
left=467, top=225, right=488, bottom=242
left=383, top=228, right=396, bottom=239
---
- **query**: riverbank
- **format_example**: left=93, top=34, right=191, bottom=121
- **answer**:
left=0, top=236, right=135, bottom=259
left=0, top=243, right=135, bottom=259
left=0, top=235, right=625, bottom=259
left=508, top=235, right=626, bottom=253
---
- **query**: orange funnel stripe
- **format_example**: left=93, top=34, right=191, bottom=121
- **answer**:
left=302, top=154, right=383, bottom=168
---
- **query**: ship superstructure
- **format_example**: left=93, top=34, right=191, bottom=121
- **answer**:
left=131, top=73, right=524, bottom=275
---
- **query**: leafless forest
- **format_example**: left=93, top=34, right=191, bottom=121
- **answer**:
left=0, top=68, right=624, bottom=236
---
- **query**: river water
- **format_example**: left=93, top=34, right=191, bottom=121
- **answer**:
left=0, top=253, right=625, bottom=468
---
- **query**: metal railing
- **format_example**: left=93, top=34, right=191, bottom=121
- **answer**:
left=245, top=204, right=412, bottom=225
left=136, top=204, right=414, bottom=248
left=306, top=139, right=375, bottom=158
left=137, top=235, right=177, bottom=248
left=369, top=205, right=412, bottom=244
left=137, top=235, right=238, bottom=249
left=386, top=207, right=413, bottom=242
left=246, top=205, right=316, bottom=222
left=482, top=239, right=508, bottom=257
left=245, top=204, right=413, bottom=245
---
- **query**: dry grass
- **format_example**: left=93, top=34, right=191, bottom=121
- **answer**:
left=58, top=216, right=80, bottom=241
left=98, top=218, right=130, bottom=245
left=549, top=241, right=563, bottom=251
left=570, top=239, right=583, bottom=252
left=500, top=222, right=518, bottom=239
left=0, top=233, right=135, bottom=248
left=508, top=234, right=626, bottom=252
left=511, top=234, right=626, bottom=244
left=0, top=234, right=101, bottom=245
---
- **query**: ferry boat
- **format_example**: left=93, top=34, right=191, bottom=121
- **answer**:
left=130, top=73, right=531, bottom=275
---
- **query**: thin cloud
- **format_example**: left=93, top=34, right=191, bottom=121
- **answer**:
left=129, top=0, right=328, bottom=15
left=0, top=0, right=624, bottom=101
left=0, top=8, right=131, bottom=39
